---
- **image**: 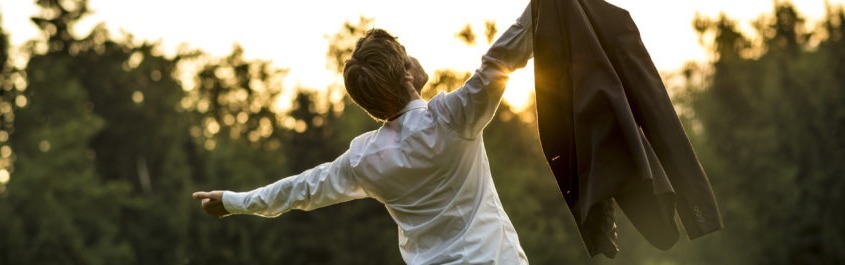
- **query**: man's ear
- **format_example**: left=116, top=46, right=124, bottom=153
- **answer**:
left=403, top=71, right=416, bottom=92
left=408, top=57, right=428, bottom=92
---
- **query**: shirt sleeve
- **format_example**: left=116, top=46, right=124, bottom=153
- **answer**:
left=431, top=3, right=533, bottom=138
left=221, top=150, right=367, bottom=217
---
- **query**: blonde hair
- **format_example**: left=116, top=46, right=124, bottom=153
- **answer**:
left=343, top=29, right=412, bottom=121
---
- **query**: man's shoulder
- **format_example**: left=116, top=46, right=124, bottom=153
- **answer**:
left=345, top=130, right=378, bottom=168
left=426, top=92, right=448, bottom=113
left=424, top=91, right=487, bottom=140
left=424, top=92, right=461, bottom=125
left=349, top=130, right=378, bottom=150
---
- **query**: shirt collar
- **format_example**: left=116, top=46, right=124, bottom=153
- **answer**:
left=389, top=99, right=427, bottom=120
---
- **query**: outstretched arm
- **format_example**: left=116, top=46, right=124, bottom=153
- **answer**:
left=193, top=151, right=367, bottom=218
left=431, top=3, right=533, bottom=138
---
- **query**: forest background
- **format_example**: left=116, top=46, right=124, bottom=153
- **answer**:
left=0, top=0, right=844, bottom=264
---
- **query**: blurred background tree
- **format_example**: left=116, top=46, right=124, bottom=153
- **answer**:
left=594, top=2, right=845, bottom=265
left=0, top=0, right=843, bottom=264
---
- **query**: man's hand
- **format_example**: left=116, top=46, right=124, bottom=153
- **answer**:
left=192, top=191, right=232, bottom=218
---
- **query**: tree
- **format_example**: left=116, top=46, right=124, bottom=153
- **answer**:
left=0, top=2, right=137, bottom=264
left=665, top=2, right=845, bottom=264
left=0, top=13, right=20, bottom=194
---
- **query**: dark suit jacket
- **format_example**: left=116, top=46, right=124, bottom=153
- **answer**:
left=530, top=0, right=723, bottom=257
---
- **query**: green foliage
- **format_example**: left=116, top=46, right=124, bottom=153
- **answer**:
left=617, top=2, right=845, bottom=265
left=584, top=4, right=845, bottom=265
left=1, top=36, right=135, bottom=265
left=3, top=0, right=844, bottom=264
left=0, top=13, right=19, bottom=193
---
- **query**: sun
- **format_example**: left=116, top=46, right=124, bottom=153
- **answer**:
left=502, top=61, right=535, bottom=113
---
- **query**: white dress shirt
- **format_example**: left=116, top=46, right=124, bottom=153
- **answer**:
left=223, top=4, right=533, bottom=264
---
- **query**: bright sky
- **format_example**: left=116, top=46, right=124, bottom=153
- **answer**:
left=1, top=0, right=843, bottom=112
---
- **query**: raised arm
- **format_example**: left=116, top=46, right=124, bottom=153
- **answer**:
left=218, top=151, right=367, bottom=217
left=431, top=3, right=533, bottom=138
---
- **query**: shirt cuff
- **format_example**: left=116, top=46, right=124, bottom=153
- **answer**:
left=222, top=191, right=249, bottom=215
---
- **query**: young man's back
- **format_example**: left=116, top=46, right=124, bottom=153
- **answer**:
left=196, top=3, right=533, bottom=264
left=347, top=95, right=524, bottom=263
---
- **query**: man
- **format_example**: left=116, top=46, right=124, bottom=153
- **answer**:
left=193, top=4, right=533, bottom=264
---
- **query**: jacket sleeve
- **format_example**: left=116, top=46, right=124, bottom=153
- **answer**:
left=221, top=151, right=367, bottom=217
left=431, top=3, right=533, bottom=138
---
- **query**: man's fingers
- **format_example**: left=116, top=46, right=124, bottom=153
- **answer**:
left=193, top=191, right=223, bottom=201
left=192, top=191, right=210, bottom=200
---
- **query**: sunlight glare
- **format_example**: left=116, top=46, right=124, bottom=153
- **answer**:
left=503, top=61, right=534, bottom=113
